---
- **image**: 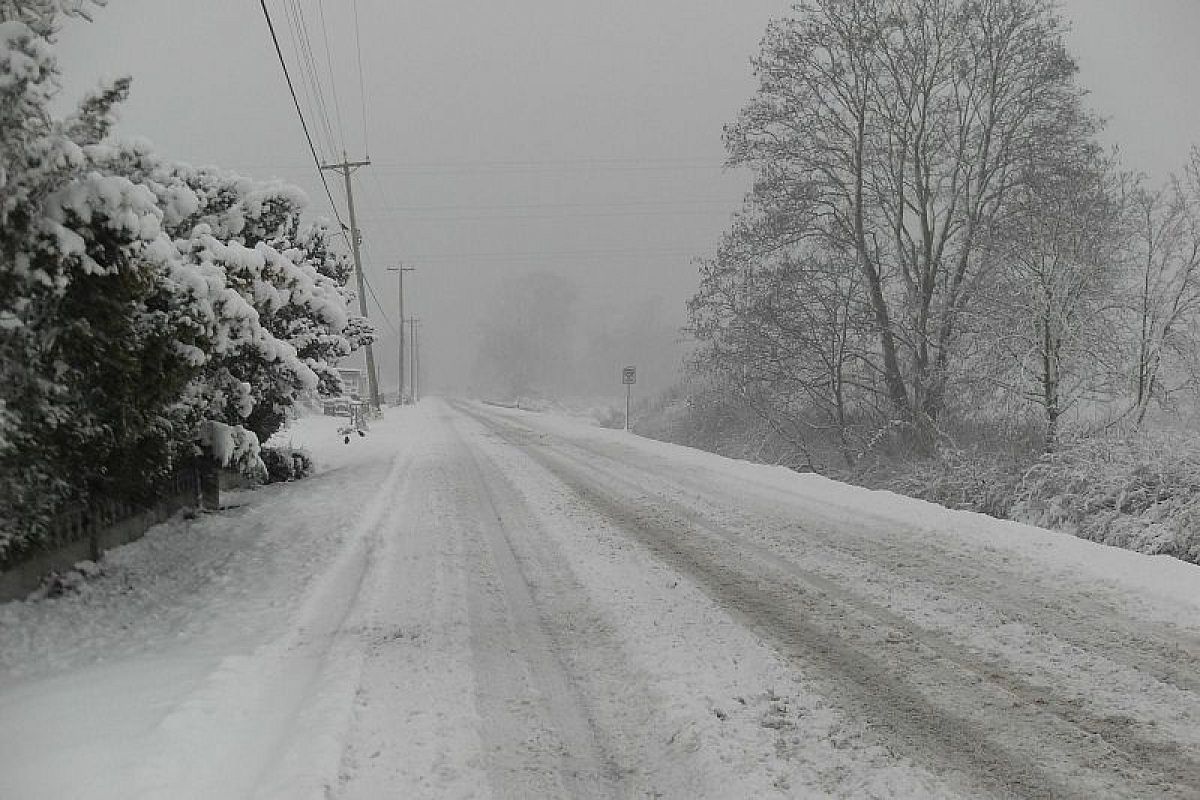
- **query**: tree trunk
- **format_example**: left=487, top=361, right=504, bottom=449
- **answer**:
left=852, top=106, right=911, bottom=422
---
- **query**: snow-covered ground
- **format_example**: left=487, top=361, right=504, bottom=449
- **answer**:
left=1, top=399, right=1198, bottom=798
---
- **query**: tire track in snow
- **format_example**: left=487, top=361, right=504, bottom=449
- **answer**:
left=635, top=457, right=1200, bottom=697
left=444, top=411, right=621, bottom=799
left=472, top=406, right=1200, bottom=789
left=332, top=412, right=494, bottom=799
left=127, top=441, right=416, bottom=800
left=476, top=408, right=1200, bottom=772
left=338, top=403, right=717, bottom=798
left=459, top=402, right=1200, bottom=799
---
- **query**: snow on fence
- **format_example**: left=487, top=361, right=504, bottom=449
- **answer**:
left=0, top=468, right=202, bottom=602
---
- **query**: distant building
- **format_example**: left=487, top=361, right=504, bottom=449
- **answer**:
left=336, top=368, right=367, bottom=400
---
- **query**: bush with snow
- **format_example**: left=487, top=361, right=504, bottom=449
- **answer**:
left=887, top=448, right=1027, bottom=520
left=259, top=444, right=314, bottom=484
left=1013, top=433, right=1200, bottom=564
left=0, top=3, right=372, bottom=562
left=639, top=375, right=1200, bottom=565
left=29, top=558, right=103, bottom=600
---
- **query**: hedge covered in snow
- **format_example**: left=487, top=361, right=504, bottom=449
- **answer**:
left=0, top=3, right=372, bottom=563
left=1012, top=433, right=1200, bottom=564
left=887, top=433, right=1200, bottom=565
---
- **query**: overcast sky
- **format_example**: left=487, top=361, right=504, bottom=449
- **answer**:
left=53, top=0, right=1200, bottom=394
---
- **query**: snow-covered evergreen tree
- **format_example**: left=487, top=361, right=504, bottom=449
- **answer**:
left=0, top=1, right=372, bottom=561
left=0, top=26, right=192, bottom=555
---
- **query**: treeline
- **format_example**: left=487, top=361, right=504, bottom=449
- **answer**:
left=688, top=0, right=1200, bottom=468
left=470, top=272, right=682, bottom=402
left=0, top=3, right=372, bottom=561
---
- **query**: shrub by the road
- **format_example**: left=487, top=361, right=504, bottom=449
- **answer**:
left=888, top=447, right=1027, bottom=520
left=260, top=446, right=315, bottom=484
left=1012, top=433, right=1200, bottom=563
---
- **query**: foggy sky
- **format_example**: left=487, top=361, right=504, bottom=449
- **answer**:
left=53, top=0, right=1200, bottom=397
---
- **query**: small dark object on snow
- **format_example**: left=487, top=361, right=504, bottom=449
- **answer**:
left=338, top=400, right=369, bottom=445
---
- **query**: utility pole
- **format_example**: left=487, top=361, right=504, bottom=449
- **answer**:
left=386, top=265, right=414, bottom=404
left=321, top=153, right=380, bottom=411
left=408, top=317, right=421, bottom=402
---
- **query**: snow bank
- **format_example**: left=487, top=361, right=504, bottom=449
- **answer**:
left=0, top=408, right=417, bottom=799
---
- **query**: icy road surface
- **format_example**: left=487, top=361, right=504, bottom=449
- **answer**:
left=2, top=399, right=1199, bottom=799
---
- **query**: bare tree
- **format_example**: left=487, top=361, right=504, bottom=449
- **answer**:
left=982, top=145, right=1126, bottom=448
left=690, top=210, right=876, bottom=466
left=471, top=272, right=578, bottom=402
left=1125, top=151, right=1200, bottom=425
left=719, top=0, right=1094, bottom=445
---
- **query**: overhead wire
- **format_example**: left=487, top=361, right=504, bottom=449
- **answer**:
left=366, top=169, right=406, bottom=254
left=304, top=0, right=393, bottom=334
left=257, top=0, right=347, bottom=238
left=274, top=3, right=717, bottom=333
left=363, top=276, right=399, bottom=334
left=279, top=3, right=323, bottom=155
left=359, top=198, right=735, bottom=213
left=209, top=155, right=732, bottom=175
left=261, top=0, right=404, bottom=363
left=358, top=209, right=732, bottom=223
left=288, top=0, right=340, bottom=159
left=316, top=0, right=349, bottom=157
left=357, top=235, right=400, bottom=334
left=352, top=0, right=369, bottom=158
left=281, top=2, right=321, bottom=152
left=403, top=247, right=700, bottom=262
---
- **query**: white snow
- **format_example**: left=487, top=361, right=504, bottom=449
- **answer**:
left=0, top=411, right=409, bottom=799
left=503, top=403, right=1200, bottom=624
left=1, top=399, right=1197, bottom=798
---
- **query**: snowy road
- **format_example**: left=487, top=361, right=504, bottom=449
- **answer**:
left=2, top=399, right=1199, bottom=798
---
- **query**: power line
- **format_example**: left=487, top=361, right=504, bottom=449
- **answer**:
left=264, top=0, right=391, bottom=389
left=279, top=2, right=324, bottom=156
left=359, top=198, right=735, bottom=212
left=282, top=0, right=336, bottom=158
left=361, top=270, right=399, bottom=335
left=303, top=2, right=347, bottom=161
left=316, top=0, right=348, bottom=156
left=287, top=0, right=340, bottom=159
left=374, top=156, right=723, bottom=167
left=363, top=171, right=409, bottom=271
left=358, top=208, right=733, bottom=223
left=353, top=0, right=369, bottom=158
left=353, top=197, right=736, bottom=223
left=213, top=155, right=735, bottom=174
left=357, top=235, right=399, bottom=335
left=404, top=247, right=700, bottom=262
left=257, top=0, right=347, bottom=235
left=377, top=164, right=727, bottom=176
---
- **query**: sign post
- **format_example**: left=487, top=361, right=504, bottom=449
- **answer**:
left=622, top=365, right=636, bottom=431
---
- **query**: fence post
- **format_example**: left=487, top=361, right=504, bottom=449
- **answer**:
left=198, top=456, right=220, bottom=510
left=88, top=505, right=101, bottom=562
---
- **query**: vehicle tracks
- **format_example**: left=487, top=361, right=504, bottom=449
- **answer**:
left=446, top=416, right=621, bottom=798
left=457, top=401, right=1200, bottom=799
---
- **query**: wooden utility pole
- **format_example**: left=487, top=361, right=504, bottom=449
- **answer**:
left=386, top=265, right=414, bottom=403
left=321, top=154, right=380, bottom=411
